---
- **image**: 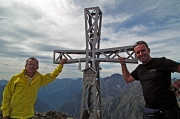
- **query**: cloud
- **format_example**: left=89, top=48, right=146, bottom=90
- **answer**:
left=0, top=0, right=180, bottom=80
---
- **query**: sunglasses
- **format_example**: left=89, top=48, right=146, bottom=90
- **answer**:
left=133, top=41, right=148, bottom=49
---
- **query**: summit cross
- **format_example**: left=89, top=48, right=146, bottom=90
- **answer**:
left=53, top=6, right=138, bottom=119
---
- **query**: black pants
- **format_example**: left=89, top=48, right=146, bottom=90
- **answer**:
left=143, top=105, right=180, bottom=119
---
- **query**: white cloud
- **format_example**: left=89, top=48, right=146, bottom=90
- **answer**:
left=0, top=0, right=180, bottom=80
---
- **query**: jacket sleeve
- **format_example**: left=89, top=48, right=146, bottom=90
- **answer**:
left=41, top=64, right=64, bottom=86
left=1, top=76, right=16, bottom=117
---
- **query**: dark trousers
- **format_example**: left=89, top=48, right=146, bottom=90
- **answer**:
left=143, top=104, right=180, bottom=119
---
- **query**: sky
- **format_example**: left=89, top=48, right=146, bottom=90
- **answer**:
left=0, top=0, right=180, bottom=80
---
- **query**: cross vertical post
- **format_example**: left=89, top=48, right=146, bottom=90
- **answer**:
left=53, top=6, right=138, bottom=119
left=80, top=7, right=102, bottom=119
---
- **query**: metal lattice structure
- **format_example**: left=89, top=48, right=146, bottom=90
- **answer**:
left=53, top=7, right=138, bottom=119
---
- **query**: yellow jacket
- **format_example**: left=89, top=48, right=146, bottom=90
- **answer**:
left=1, top=64, right=63, bottom=119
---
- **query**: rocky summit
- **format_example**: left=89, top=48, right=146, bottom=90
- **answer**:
left=0, top=110, right=76, bottom=119
left=33, top=110, right=76, bottom=119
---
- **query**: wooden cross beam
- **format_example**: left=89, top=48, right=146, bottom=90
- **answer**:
left=53, top=7, right=137, bottom=119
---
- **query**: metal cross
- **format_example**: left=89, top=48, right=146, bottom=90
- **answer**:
left=53, top=6, right=138, bottom=119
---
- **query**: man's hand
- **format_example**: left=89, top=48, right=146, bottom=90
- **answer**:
left=118, top=57, right=126, bottom=65
left=60, top=58, right=67, bottom=65
left=174, top=90, right=180, bottom=97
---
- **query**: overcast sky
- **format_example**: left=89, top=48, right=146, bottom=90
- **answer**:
left=0, top=0, right=180, bottom=80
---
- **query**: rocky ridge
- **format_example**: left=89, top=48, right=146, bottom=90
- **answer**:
left=0, top=110, right=76, bottom=119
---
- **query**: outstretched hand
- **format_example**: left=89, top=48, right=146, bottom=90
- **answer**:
left=60, top=59, right=67, bottom=65
left=118, top=57, right=126, bottom=65
left=174, top=90, right=180, bottom=97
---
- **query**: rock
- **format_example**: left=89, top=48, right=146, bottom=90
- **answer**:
left=33, top=110, right=76, bottom=119
left=0, top=110, right=76, bottom=119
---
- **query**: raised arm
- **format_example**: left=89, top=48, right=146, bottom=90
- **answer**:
left=41, top=58, right=67, bottom=86
left=60, top=58, right=67, bottom=65
left=118, top=57, right=135, bottom=83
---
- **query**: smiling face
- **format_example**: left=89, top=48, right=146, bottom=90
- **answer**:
left=25, top=59, right=39, bottom=75
left=134, top=44, right=152, bottom=64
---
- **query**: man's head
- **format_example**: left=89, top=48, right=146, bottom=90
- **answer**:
left=133, top=41, right=149, bottom=49
left=133, top=41, right=151, bottom=64
left=25, top=57, right=39, bottom=74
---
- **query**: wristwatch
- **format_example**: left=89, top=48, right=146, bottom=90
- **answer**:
left=169, top=85, right=178, bottom=92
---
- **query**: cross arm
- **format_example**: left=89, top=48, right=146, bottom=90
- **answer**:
left=53, top=45, right=138, bottom=64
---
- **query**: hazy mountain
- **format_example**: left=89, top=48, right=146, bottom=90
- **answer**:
left=57, top=73, right=144, bottom=119
left=37, top=78, right=83, bottom=109
left=0, top=80, right=8, bottom=86
left=0, top=74, right=179, bottom=119
left=59, top=90, right=82, bottom=118
left=100, top=73, right=133, bottom=100
left=35, top=98, right=54, bottom=112
left=102, top=81, right=144, bottom=119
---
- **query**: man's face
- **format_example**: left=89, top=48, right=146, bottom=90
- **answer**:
left=25, top=59, right=39, bottom=73
left=134, top=44, right=151, bottom=64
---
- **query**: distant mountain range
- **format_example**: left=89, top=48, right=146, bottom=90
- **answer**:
left=57, top=74, right=144, bottom=119
left=0, top=74, right=179, bottom=119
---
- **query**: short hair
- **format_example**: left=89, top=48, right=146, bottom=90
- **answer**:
left=133, top=41, right=149, bottom=49
left=25, top=57, right=39, bottom=66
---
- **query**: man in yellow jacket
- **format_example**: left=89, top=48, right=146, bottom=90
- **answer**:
left=1, top=57, right=67, bottom=119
